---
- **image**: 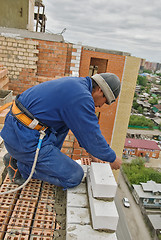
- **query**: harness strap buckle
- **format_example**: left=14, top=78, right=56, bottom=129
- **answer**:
left=28, top=119, right=39, bottom=129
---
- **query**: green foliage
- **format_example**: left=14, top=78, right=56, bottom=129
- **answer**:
left=138, top=106, right=143, bottom=114
left=122, top=158, right=161, bottom=184
left=137, top=75, right=148, bottom=86
left=129, top=115, right=154, bottom=128
left=143, top=69, right=152, bottom=74
left=148, top=97, right=158, bottom=105
left=132, top=100, right=139, bottom=110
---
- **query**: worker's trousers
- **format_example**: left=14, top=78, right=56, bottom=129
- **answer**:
left=4, top=129, right=84, bottom=190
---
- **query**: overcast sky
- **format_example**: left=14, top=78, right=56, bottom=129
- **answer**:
left=42, top=0, right=161, bottom=63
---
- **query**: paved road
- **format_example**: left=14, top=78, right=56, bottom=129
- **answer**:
left=115, top=195, right=132, bottom=240
left=116, top=172, right=152, bottom=240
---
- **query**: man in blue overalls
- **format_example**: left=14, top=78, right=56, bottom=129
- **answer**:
left=1, top=73, right=122, bottom=189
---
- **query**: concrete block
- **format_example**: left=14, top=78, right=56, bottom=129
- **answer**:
left=81, top=164, right=89, bottom=173
left=67, top=192, right=88, bottom=208
left=67, top=183, right=86, bottom=194
left=87, top=173, right=119, bottom=231
left=67, top=224, right=117, bottom=240
left=67, top=207, right=90, bottom=225
left=90, top=162, right=117, bottom=199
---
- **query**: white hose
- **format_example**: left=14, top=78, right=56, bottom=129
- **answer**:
left=0, top=130, right=46, bottom=195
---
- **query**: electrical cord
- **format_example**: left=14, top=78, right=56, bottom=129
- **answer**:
left=0, top=130, right=46, bottom=195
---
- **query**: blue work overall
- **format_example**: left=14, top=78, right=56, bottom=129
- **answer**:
left=1, top=77, right=116, bottom=189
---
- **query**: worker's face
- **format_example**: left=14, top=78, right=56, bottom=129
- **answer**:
left=92, top=87, right=107, bottom=108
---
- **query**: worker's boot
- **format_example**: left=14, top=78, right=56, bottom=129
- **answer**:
left=3, top=153, right=25, bottom=185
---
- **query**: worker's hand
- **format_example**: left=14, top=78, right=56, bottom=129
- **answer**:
left=110, top=156, right=122, bottom=170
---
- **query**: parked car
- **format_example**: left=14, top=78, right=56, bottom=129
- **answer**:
left=122, top=197, right=130, bottom=208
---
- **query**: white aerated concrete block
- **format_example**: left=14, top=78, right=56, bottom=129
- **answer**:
left=87, top=172, right=119, bottom=231
left=90, top=162, right=117, bottom=199
left=67, top=207, right=90, bottom=225
left=67, top=192, right=88, bottom=208
left=67, top=224, right=117, bottom=240
left=67, top=182, right=86, bottom=194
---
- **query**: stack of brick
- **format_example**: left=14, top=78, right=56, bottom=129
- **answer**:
left=0, top=65, right=12, bottom=126
left=0, top=65, right=9, bottom=90
left=30, top=182, right=57, bottom=239
left=0, top=36, right=39, bottom=93
left=66, top=163, right=119, bottom=239
left=0, top=174, right=66, bottom=239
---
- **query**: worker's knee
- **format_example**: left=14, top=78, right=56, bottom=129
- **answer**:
left=65, top=165, right=84, bottom=189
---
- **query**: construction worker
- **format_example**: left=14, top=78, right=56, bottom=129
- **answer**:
left=1, top=73, right=122, bottom=189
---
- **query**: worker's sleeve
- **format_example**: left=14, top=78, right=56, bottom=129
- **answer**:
left=61, top=96, right=116, bottom=163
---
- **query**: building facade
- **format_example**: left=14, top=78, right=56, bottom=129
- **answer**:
left=124, top=138, right=160, bottom=159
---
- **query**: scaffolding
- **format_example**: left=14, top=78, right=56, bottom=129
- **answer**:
left=34, top=0, right=47, bottom=32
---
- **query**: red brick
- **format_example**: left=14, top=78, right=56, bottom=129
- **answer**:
left=7, top=216, right=32, bottom=230
left=30, top=229, right=54, bottom=240
left=36, top=201, right=55, bottom=216
left=19, top=186, right=40, bottom=202
left=72, top=154, right=81, bottom=160
left=33, top=215, right=56, bottom=230
left=40, top=183, right=55, bottom=201
left=0, top=209, right=10, bottom=239
left=73, top=149, right=82, bottom=155
left=4, top=228, right=30, bottom=240
left=2, top=174, right=11, bottom=184
left=62, top=141, right=74, bottom=148
left=81, top=157, right=91, bottom=165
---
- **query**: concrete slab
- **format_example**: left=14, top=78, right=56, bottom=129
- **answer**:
left=67, top=207, right=90, bottom=225
left=0, top=27, right=64, bottom=43
left=66, top=224, right=117, bottom=240
left=90, top=162, right=117, bottom=199
left=87, top=172, right=119, bottom=231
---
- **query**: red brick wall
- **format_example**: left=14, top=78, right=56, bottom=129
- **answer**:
left=79, top=49, right=126, bottom=145
left=8, top=40, right=73, bottom=95
left=36, top=40, right=69, bottom=77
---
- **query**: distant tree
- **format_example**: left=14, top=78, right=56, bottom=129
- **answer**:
left=122, top=158, right=161, bottom=184
left=132, top=100, right=139, bottom=110
left=146, top=85, right=151, bottom=93
left=129, top=115, right=154, bottom=128
left=138, top=106, right=143, bottom=114
left=137, top=75, right=147, bottom=86
left=143, top=69, right=152, bottom=74
left=159, top=123, right=161, bottom=130
left=148, top=97, right=158, bottom=105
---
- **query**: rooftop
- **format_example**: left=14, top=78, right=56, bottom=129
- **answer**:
left=125, top=138, right=160, bottom=151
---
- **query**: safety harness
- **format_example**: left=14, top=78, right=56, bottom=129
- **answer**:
left=12, top=95, right=48, bottom=131
left=0, top=96, right=48, bottom=195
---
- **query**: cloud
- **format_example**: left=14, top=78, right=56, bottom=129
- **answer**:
left=42, top=0, right=161, bottom=63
